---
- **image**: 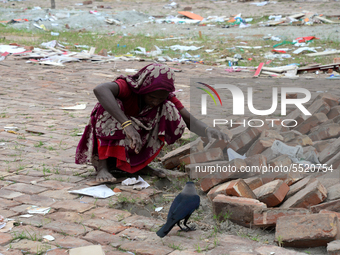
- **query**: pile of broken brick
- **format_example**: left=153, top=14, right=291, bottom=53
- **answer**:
left=160, top=92, right=340, bottom=252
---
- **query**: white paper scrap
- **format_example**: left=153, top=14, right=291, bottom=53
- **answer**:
left=19, top=214, right=34, bottom=218
left=0, top=223, right=6, bottom=230
left=69, top=185, right=116, bottom=199
left=27, top=206, right=51, bottom=215
left=43, top=235, right=55, bottom=241
left=155, top=207, right=163, bottom=212
left=122, top=176, right=150, bottom=190
left=61, top=104, right=87, bottom=110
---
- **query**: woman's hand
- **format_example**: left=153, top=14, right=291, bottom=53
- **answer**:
left=124, top=125, right=142, bottom=154
left=206, top=127, right=230, bottom=143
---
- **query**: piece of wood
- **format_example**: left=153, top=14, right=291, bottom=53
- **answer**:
left=178, top=11, right=204, bottom=21
left=261, top=71, right=282, bottom=77
left=254, top=62, right=264, bottom=77
left=262, top=65, right=297, bottom=73
left=315, top=16, right=339, bottom=23
left=306, top=50, right=340, bottom=57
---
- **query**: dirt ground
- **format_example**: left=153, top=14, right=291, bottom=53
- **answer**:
left=1, top=0, right=340, bottom=254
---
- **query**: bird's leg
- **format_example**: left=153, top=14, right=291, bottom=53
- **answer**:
left=177, top=221, right=186, bottom=231
left=183, top=215, right=195, bottom=232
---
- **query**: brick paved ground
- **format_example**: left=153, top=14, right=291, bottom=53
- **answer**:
left=0, top=58, right=311, bottom=254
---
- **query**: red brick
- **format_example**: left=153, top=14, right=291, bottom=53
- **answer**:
left=319, top=210, right=340, bottom=220
left=335, top=115, right=340, bottom=124
left=308, top=123, right=340, bottom=141
left=244, top=177, right=263, bottom=190
left=280, top=131, right=296, bottom=143
left=253, top=208, right=310, bottom=227
left=284, top=109, right=305, bottom=129
left=98, top=49, right=108, bottom=56
left=327, top=240, right=340, bottom=255
left=319, top=137, right=340, bottom=163
left=286, top=135, right=313, bottom=147
left=328, top=105, right=340, bottom=119
left=120, top=241, right=173, bottom=255
left=313, top=138, right=336, bottom=152
left=294, top=112, right=328, bottom=134
left=286, top=177, right=316, bottom=199
left=51, top=200, right=95, bottom=213
left=274, top=171, right=303, bottom=186
left=207, top=182, right=228, bottom=201
left=83, top=0, right=92, bottom=4
left=326, top=151, right=340, bottom=169
left=311, top=199, right=340, bottom=213
left=246, top=137, right=276, bottom=157
left=275, top=214, right=340, bottom=247
left=227, top=125, right=269, bottom=155
left=314, top=93, right=340, bottom=108
left=307, top=99, right=331, bottom=115
left=83, top=230, right=122, bottom=245
left=244, top=154, right=267, bottom=169
left=0, top=233, right=12, bottom=245
left=326, top=183, right=340, bottom=202
left=160, top=138, right=204, bottom=169
left=84, top=207, right=131, bottom=221
left=179, top=147, right=223, bottom=165
left=4, top=183, right=47, bottom=194
left=261, top=148, right=276, bottom=162
left=212, top=194, right=266, bottom=226
left=202, top=131, right=232, bottom=151
left=199, top=158, right=247, bottom=192
left=187, top=161, right=225, bottom=179
left=225, top=179, right=256, bottom=199
left=260, top=129, right=284, bottom=140
left=281, top=180, right=327, bottom=209
left=43, top=221, right=93, bottom=236
left=268, top=155, right=292, bottom=168
left=253, top=180, right=289, bottom=207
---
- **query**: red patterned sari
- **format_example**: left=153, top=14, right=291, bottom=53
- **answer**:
left=75, top=64, right=186, bottom=173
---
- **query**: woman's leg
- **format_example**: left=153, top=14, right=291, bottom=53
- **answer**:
left=96, top=158, right=117, bottom=182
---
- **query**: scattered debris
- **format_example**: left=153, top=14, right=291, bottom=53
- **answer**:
left=69, top=184, right=117, bottom=198
left=122, top=176, right=150, bottom=190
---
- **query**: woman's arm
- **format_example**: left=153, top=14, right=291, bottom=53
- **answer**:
left=93, top=82, right=142, bottom=154
left=179, top=107, right=230, bottom=142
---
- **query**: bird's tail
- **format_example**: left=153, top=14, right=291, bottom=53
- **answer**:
left=156, top=221, right=176, bottom=238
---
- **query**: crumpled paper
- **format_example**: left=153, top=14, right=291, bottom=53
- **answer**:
left=122, top=176, right=150, bottom=190
left=69, top=185, right=116, bottom=198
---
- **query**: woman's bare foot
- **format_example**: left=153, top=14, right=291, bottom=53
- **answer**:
left=140, top=165, right=167, bottom=178
left=96, top=159, right=117, bottom=182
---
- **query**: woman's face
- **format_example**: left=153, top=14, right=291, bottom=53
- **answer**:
left=142, top=90, right=169, bottom=108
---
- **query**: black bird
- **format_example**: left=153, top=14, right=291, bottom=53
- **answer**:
left=156, top=181, right=200, bottom=238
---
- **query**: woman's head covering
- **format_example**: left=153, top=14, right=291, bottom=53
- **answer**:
left=117, top=63, right=175, bottom=95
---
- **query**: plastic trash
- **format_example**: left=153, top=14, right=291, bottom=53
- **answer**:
left=51, top=32, right=59, bottom=36
left=271, top=140, right=304, bottom=162
left=122, top=176, right=150, bottom=190
left=227, top=148, right=246, bottom=161
left=169, top=45, right=203, bottom=51
left=69, top=185, right=116, bottom=198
